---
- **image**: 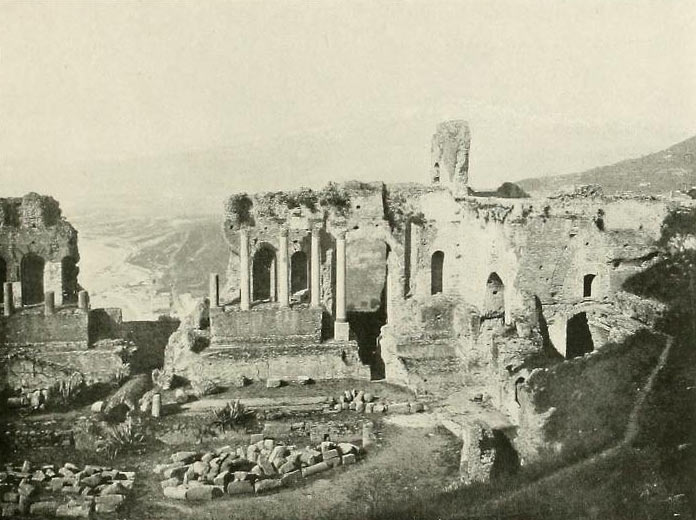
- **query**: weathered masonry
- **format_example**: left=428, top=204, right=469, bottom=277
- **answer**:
left=0, top=194, right=179, bottom=394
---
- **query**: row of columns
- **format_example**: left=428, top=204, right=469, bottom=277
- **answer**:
left=210, top=227, right=349, bottom=340
left=2, top=282, right=90, bottom=317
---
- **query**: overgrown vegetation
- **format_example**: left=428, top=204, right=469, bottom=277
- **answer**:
left=96, top=416, right=146, bottom=460
left=208, top=399, right=255, bottom=432
left=225, top=193, right=254, bottom=226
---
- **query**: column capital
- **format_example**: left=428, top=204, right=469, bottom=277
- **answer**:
left=279, top=228, right=289, bottom=237
left=310, top=224, right=322, bottom=237
left=334, top=229, right=347, bottom=241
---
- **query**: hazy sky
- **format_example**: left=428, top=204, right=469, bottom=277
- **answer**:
left=1, top=1, right=695, bottom=216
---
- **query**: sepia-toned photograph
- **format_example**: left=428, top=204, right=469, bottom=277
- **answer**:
left=0, top=1, right=694, bottom=519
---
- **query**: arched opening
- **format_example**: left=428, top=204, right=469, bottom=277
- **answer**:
left=583, top=274, right=596, bottom=298
left=21, top=253, right=45, bottom=305
left=0, top=257, right=6, bottom=302
left=514, top=377, right=526, bottom=407
left=566, top=312, right=594, bottom=359
left=483, top=272, right=505, bottom=318
left=252, top=246, right=276, bottom=302
left=290, top=251, right=308, bottom=294
left=62, top=256, right=79, bottom=303
left=431, top=251, right=444, bottom=295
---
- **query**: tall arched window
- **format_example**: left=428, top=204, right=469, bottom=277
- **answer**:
left=483, top=272, right=505, bottom=318
left=252, top=246, right=276, bottom=302
left=431, top=251, right=444, bottom=294
left=290, top=251, right=308, bottom=294
left=583, top=274, right=596, bottom=298
left=21, top=253, right=45, bottom=305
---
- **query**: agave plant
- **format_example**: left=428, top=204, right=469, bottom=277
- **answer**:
left=209, top=399, right=255, bottom=432
left=96, top=416, right=145, bottom=460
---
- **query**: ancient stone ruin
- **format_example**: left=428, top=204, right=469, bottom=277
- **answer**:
left=1, top=120, right=693, bottom=511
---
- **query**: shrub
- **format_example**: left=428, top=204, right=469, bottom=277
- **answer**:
left=96, top=416, right=145, bottom=460
left=209, top=399, right=255, bottom=432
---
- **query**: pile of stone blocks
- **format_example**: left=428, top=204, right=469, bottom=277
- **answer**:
left=0, top=460, right=134, bottom=517
left=155, top=437, right=360, bottom=501
left=328, top=388, right=425, bottom=415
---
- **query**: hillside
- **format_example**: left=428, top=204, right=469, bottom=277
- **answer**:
left=518, top=135, right=696, bottom=196
left=75, top=214, right=229, bottom=320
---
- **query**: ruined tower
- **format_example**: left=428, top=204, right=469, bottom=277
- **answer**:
left=430, top=120, right=471, bottom=197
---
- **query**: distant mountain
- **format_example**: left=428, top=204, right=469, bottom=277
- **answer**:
left=518, top=135, right=696, bottom=196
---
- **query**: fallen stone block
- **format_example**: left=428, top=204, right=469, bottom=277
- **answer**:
left=363, top=392, right=374, bottom=403
left=297, top=376, right=313, bottom=385
left=254, top=479, right=282, bottom=494
left=163, top=485, right=188, bottom=500
left=80, top=474, right=103, bottom=488
left=266, top=379, right=282, bottom=388
left=32, top=469, right=47, bottom=483
left=192, top=461, right=209, bottom=475
left=250, top=465, right=264, bottom=477
left=365, top=403, right=375, bottom=413
left=342, top=454, right=357, bottom=465
left=250, top=433, right=264, bottom=444
left=337, top=443, right=358, bottom=455
left=263, top=439, right=275, bottom=451
left=325, top=457, right=341, bottom=468
left=301, top=462, right=330, bottom=477
left=17, top=482, right=36, bottom=497
left=409, top=402, right=425, bottom=413
left=213, top=471, right=232, bottom=487
left=163, top=465, right=188, bottom=480
left=373, top=404, right=385, bottom=413
left=322, top=449, right=339, bottom=461
left=300, top=449, right=321, bottom=466
left=280, top=470, right=302, bottom=485
left=50, top=477, right=66, bottom=491
left=186, top=485, right=223, bottom=501
left=389, top=402, right=410, bottom=414
left=227, top=480, right=254, bottom=495
left=201, top=452, right=215, bottom=463
left=2, top=491, right=18, bottom=503
left=1, top=504, right=21, bottom=518
left=95, top=494, right=125, bottom=513
left=100, top=482, right=127, bottom=496
left=56, top=501, right=93, bottom=518
left=278, top=460, right=298, bottom=474
left=171, top=451, right=198, bottom=464
left=29, top=501, right=59, bottom=516
left=90, top=401, right=105, bottom=414
left=160, top=477, right=180, bottom=489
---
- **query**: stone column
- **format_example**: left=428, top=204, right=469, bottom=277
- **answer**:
left=78, top=290, right=90, bottom=311
left=310, top=226, right=321, bottom=308
left=277, top=230, right=289, bottom=307
left=239, top=229, right=251, bottom=311
left=44, top=291, right=55, bottom=316
left=270, top=257, right=277, bottom=302
left=334, top=231, right=350, bottom=340
left=151, top=393, right=161, bottom=418
left=209, top=273, right=220, bottom=307
left=3, top=282, right=13, bottom=316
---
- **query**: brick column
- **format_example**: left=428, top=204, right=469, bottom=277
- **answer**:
left=78, top=290, right=90, bottom=311
left=310, top=226, right=321, bottom=308
left=334, top=231, right=350, bottom=340
left=239, top=229, right=251, bottom=311
left=44, top=291, right=55, bottom=316
left=3, top=282, right=13, bottom=316
left=209, top=273, right=220, bottom=307
left=277, top=229, right=289, bottom=307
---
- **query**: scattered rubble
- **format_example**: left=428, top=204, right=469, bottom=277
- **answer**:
left=154, top=436, right=360, bottom=500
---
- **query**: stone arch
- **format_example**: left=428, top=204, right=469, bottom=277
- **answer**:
left=0, top=256, right=6, bottom=302
left=483, top=272, right=505, bottom=318
left=21, top=253, right=45, bottom=305
left=62, top=256, right=79, bottom=303
left=252, top=244, right=276, bottom=302
left=431, top=250, right=444, bottom=295
left=290, top=251, right=308, bottom=294
left=583, top=273, right=596, bottom=298
left=566, top=312, right=594, bottom=359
